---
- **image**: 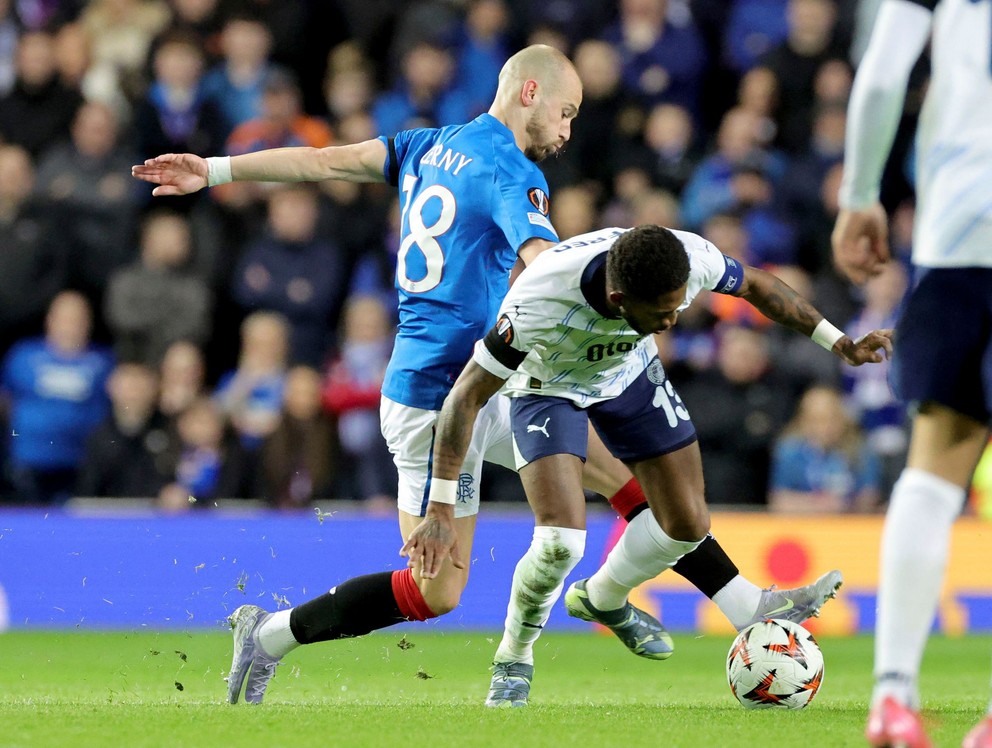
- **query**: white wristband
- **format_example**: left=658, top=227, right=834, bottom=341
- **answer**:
left=206, top=156, right=232, bottom=187
left=428, top=478, right=458, bottom=505
left=811, top=319, right=846, bottom=352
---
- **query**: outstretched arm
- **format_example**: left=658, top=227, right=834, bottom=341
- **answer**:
left=131, top=138, right=389, bottom=197
left=737, top=265, right=893, bottom=365
left=400, top=361, right=509, bottom=578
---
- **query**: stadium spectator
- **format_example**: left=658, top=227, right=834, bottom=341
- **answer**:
left=0, top=30, right=83, bottom=158
left=79, top=0, right=170, bottom=104
left=214, top=311, right=288, bottom=451
left=601, top=0, right=708, bottom=120
left=160, top=0, right=224, bottom=59
left=637, top=102, right=698, bottom=196
left=230, top=185, right=350, bottom=366
left=723, top=0, right=789, bottom=74
left=757, top=0, right=846, bottom=153
left=134, top=30, right=226, bottom=162
left=549, top=183, right=599, bottom=242
left=449, top=0, right=511, bottom=121
left=51, top=23, right=114, bottom=113
left=159, top=396, right=251, bottom=509
left=681, top=106, right=795, bottom=266
left=33, top=101, right=139, bottom=300
left=322, top=295, right=396, bottom=506
left=104, top=210, right=212, bottom=366
left=201, top=13, right=275, bottom=134
left=842, top=261, right=909, bottom=499
left=565, top=39, right=641, bottom=190
left=764, top=264, right=840, bottom=387
left=736, top=66, right=778, bottom=141
left=0, top=144, right=67, bottom=358
left=0, top=291, right=113, bottom=505
left=770, top=384, right=881, bottom=513
left=371, top=41, right=473, bottom=135
left=261, top=365, right=338, bottom=508
left=158, top=340, right=206, bottom=418
left=675, top=324, right=798, bottom=506
left=322, top=42, right=375, bottom=126
left=781, top=102, right=846, bottom=271
left=77, top=362, right=175, bottom=498
left=215, top=68, right=333, bottom=209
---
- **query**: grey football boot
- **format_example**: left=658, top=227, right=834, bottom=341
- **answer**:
left=226, top=604, right=281, bottom=704
left=564, top=579, right=674, bottom=660
left=742, top=569, right=844, bottom=629
left=485, top=662, right=535, bottom=708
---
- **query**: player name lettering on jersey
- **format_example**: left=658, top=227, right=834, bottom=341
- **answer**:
left=419, top=145, right=474, bottom=175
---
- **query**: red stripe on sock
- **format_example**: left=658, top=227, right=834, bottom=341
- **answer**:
left=390, top=569, right=436, bottom=621
left=608, top=478, right=648, bottom=520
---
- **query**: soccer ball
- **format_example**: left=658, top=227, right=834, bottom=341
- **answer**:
left=726, top=619, right=824, bottom=710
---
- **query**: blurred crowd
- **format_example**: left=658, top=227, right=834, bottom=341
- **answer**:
left=0, top=0, right=982, bottom=514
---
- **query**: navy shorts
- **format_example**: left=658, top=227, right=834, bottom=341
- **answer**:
left=509, top=358, right=698, bottom=466
left=891, top=267, right=992, bottom=424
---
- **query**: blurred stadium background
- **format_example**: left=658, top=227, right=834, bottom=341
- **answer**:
left=1, top=0, right=991, bottom=640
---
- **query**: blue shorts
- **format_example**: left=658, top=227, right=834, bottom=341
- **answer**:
left=891, top=267, right=992, bottom=424
left=509, top=359, right=698, bottom=467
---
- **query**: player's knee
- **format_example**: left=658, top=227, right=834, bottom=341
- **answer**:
left=531, top=525, right=586, bottom=569
left=658, top=501, right=709, bottom=542
left=418, top=577, right=466, bottom=616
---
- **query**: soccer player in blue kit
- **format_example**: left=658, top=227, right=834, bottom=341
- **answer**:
left=134, top=44, right=842, bottom=707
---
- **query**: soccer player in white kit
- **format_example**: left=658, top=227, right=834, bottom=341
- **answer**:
left=404, top=225, right=892, bottom=699
left=833, top=0, right=992, bottom=744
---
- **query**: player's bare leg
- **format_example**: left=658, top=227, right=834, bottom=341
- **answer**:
left=398, top=511, right=477, bottom=615
left=566, top=441, right=707, bottom=657
left=867, top=404, right=988, bottom=746
left=585, top=428, right=842, bottom=630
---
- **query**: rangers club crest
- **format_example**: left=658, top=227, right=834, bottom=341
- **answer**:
left=527, top=187, right=550, bottom=215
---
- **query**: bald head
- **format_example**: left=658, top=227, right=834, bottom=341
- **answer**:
left=496, top=44, right=576, bottom=96
left=491, top=45, right=582, bottom=162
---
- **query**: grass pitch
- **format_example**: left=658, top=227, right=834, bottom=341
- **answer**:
left=1, top=629, right=989, bottom=748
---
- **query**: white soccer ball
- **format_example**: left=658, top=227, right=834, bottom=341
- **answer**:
left=726, top=619, right=824, bottom=710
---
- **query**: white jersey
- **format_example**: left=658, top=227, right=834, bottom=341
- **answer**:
left=472, top=227, right=745, bottom=406
left=914, top=0, right=992, bottom=267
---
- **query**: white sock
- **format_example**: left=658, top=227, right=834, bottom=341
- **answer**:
left=585, top=511, right=704, bottom=611
left=711, top=575, right=764, bottom=630
left=256, top=609, right=301, bottom=658
left=494, top=526, right=586, bottom=665
left=873, top=468, right=965, bottom=708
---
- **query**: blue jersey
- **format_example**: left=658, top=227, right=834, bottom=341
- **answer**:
left=378, top=113, right=558, bottom=410
left=1, top=339, right=113, bottom=469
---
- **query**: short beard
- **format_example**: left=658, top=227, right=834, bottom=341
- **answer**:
left=523, top=113, right=557, bottom=163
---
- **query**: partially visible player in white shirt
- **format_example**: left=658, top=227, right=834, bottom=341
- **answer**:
left=403, top=225, right=891, bottom=692
left=833, top=0, right=992, bottom=745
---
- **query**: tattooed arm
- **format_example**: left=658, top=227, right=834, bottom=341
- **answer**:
left=736, top=266, right=821, bottom=336
left=399, top=361, right=508, bottom=578
left=735, top=265, right=893, bottom=365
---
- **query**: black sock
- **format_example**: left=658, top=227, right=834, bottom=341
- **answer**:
left=289, top=571, right=406, bottom=644
left=672, top=534, right=740, bottom=599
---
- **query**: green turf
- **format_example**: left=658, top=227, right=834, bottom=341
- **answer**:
left=0, top=629, right=988, bottom=748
